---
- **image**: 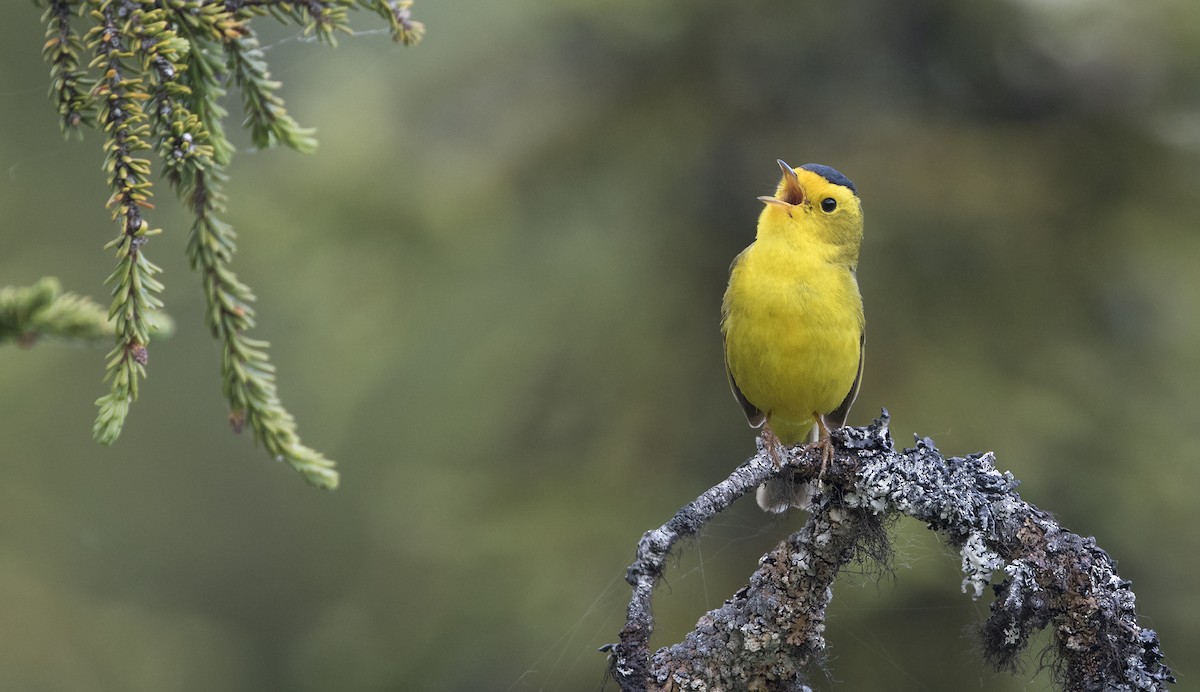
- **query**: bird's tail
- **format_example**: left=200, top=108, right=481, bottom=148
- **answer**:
left=756, top=474, right=817, bottom=513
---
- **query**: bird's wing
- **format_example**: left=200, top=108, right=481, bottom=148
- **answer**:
left=725, top=356, right=766, bottom=428
left=822, top=329, right=865, bottom=429
left=721, top=250, right=766, bottom=429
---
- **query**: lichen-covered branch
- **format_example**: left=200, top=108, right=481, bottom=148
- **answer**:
left=611, top=412, right=1175, bottom=691
left=614, top=441, right=784, bottom=687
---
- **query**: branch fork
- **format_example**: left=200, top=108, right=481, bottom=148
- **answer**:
left=610, top=411, right=1174, bottom=691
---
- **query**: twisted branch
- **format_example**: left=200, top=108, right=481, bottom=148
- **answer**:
left=610, top=411, right=1174, bottom=691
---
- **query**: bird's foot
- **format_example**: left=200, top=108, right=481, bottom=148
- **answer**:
left=819, top=436, right=834, bottom=476
left=758, top=425, right=788, bottom=468
left=802, top=435, right=835, bottom=479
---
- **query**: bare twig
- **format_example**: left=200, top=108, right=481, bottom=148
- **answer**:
left=609, top=411, right=1174, bottom=691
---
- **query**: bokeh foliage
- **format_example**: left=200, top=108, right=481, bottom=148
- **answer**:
left=2, top=0, right=1198, bottom=690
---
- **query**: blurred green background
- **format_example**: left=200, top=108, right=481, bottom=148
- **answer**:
left=2, top=1, right=1198, bottom=689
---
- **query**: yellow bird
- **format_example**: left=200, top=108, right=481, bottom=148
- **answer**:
left=721, top=160, right=865, bottom=513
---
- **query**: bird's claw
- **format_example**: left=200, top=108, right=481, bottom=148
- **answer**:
left=804, top=436, right=835, bottom=479
left=758, top=426, right=787, bottom=468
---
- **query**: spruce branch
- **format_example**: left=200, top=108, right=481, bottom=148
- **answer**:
left=32, top=0, right=422, bottom=486
left=0, top=277, right=105, bottom=347
left=87, top=0, right=167, bottom=445
left=0, top=277, right=172, bottom=347
left=224, top=0, right=425, bottom=46
left=359, top=0, right=424, bottom=46
left=170, top=5, right=237, bottom=166
left=226, top=0, right=353, bottom=45
left=610, top=411, right=1175, bottom=691
left=185, top=168, right=339, bottom=489
left=227, top=30, right=318, bottom=153
left=173, top=8, right=335, bottom=488
left=40, top=0, right=96, bottom=136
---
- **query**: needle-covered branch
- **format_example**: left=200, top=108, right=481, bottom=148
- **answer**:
left=40, top=0, right=95, bottom=136
left=610, top=411, right=1174, bottom=691
left=87, top=1, right=167, bottom=445
left=0, top=277, right=172, bottom=348
left=32, top=0, right=423, bottom=487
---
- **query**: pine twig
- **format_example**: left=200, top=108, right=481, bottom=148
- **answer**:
left=610, top=411, right=1175, bottom=691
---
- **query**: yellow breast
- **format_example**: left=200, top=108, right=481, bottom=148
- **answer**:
left=721, top=238, right=863, bottom=444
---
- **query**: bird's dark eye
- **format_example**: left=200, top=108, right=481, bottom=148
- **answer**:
left=820, top=198, right=837, bottom=213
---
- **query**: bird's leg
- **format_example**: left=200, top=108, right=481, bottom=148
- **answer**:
left=758, top=423, right=787, bottom=468
left=810, top=416, right=835, bottom=478
left=755, top=423, right=809, bottom=511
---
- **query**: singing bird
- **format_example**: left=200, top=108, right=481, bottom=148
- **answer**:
left=721, top=160, right=865, bottom=513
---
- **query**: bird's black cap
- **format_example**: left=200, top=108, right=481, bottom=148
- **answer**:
left=799, top=163, right=856, bottom=194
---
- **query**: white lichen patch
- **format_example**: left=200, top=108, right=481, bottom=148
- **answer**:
left=960, top=532, right=1004, bottom=599
left=789, top=549, right=813, bottom=575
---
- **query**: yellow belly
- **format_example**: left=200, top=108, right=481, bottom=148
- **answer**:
left=723, top=245, right=863, bottom=445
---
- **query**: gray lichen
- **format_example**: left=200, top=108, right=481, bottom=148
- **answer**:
left=611, top=411, right=1174, bottom=692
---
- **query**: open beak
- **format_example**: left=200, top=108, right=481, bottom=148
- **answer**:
left=758, top=159, right=805, bottom=207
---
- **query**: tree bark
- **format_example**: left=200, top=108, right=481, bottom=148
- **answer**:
left=609, top=411, right=1174, bottom=691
